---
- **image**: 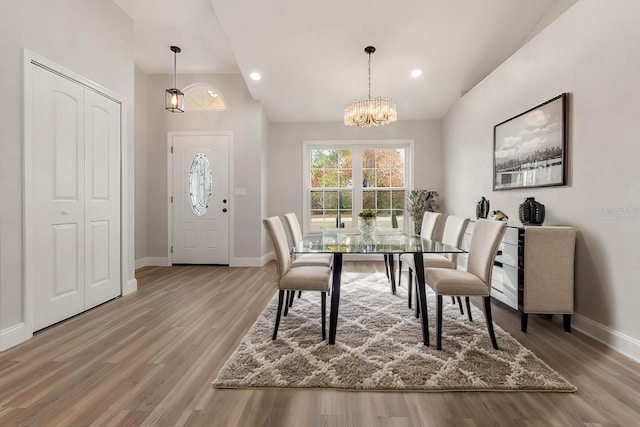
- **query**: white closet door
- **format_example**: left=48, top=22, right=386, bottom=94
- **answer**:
left=32, top=66, right=86, bottom=330
left=84, top=90, right=121, bottom=309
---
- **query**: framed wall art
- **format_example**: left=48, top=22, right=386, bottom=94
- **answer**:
left=493, top=93, right=568, bottom=191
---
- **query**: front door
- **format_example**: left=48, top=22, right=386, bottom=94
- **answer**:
left=171, top=133, right=230, bottom=264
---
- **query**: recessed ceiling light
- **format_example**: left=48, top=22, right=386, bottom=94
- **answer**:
left=411, top=69, right=423, bottom=78
left=250, top=72, right=261, bottom=81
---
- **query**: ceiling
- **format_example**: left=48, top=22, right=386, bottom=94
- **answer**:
left=113, top=0, right=577, bottom=122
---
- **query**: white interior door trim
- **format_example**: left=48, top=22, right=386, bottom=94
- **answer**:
left=23, top=49, right=132, bottom=340
left=166, top=131, right=234, bottom=265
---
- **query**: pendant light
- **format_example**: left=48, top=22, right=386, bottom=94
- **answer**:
left=165, top=46, right=184, bottom=113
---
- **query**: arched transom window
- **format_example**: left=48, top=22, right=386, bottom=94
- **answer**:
left=182, top=83, right=227, bottom=111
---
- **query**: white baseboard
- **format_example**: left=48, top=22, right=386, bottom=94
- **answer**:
left=135, top=257, right=170, bottom=269
left=573, top=313, right=640, bottom=363
left=123, top=277, right=137, bottom=296
left=1, top=322, right=28, bottom=351
left=231, top=253, right=274, bottom=267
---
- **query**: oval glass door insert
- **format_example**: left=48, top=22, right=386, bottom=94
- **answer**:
left=189, top=152, right=213, bottom=216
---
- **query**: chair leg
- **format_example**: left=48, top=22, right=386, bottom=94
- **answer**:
left=414, top=274, right=420, bottom=318
left=273, top=290, right=285, bottom=340
left=321, top=292, right=327, bottom=340
left=436, top=295, right=443, bottom=350
left=451, top=296, right=456, bottom=305
left=456, top=297, right=464, bottom=315
left=465, top=297, right=473, bottom=322
left=398, top=259, right=403, bottom=286
left=407, top=268, right=413, bottom=309
left=384, top=254, right=390, bottom=279
left=297, top=291, right=302, bottom=298
left=288, top=290, right=295, bottom=307
left=483, top=296, right=499, bottom=350
left=283, top=291, right=290, bottom=316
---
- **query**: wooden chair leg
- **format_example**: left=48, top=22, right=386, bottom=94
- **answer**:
left=283, top=291, right=290, bottom=316
left=436, top=295, right=443, bottom=350
left=297, top=291, right=302, bottom=298
left=407, top=268, right=413, bottom=309
left=451, top=296, right=456, bottom=304
left=398, top=259, right=403, bottom=286
left=465, top=297, right=473, bottom=322
left=273, top=290, right=285, bottom=340
left=484, top=296, right=498, bottom=350
left=321, top=292, right=327, bottom=340
left=456, top=297, right=464, bottom=315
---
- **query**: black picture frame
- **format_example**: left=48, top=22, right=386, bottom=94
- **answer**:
left=493, top=93, right=568, bottom=191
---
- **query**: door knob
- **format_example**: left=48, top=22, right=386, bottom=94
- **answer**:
left=222, top=208, right=227, bottom=213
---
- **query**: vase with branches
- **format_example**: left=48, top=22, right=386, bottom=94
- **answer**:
left=406, top=190, right=439, bottom=235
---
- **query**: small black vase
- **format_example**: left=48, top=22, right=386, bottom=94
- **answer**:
left=476, top=197, right=490, bottom=219
left=519, top=197, right=545, bottom=225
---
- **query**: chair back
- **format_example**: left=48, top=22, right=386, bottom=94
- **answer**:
left=263, top=216, right=292, bottom=279
left=441, top=215, right=470, bottom=261
left=467, top=219, right=507, bottom=288
left=421, top=211, right=442, bottom=239
left=283, top=212, right=303, bottom=247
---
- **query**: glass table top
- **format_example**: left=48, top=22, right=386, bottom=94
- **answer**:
left=293, top=232, right=465, bottom=254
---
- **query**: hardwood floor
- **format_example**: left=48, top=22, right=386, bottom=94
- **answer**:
left=0, top=262, right=638, bottom=426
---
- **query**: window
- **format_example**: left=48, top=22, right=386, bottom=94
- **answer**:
left=304, top=141, right=412, bottom=233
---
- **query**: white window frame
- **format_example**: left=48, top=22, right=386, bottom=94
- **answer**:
left=302, top=139, right=414, bottom=234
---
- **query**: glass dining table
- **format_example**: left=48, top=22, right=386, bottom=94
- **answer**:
left=292, top=231, right=465, bottom=346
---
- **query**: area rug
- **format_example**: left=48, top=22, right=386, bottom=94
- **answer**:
left=212, top=272, right=576, bottom=392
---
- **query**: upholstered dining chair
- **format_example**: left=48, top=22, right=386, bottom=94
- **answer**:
left=263, top=216, right=332, bottom=341
left=398, top=211, right=442, bottom=288
left=282, top=212, right=333, bottom=306
left=424, top=219, right=506, bottom=350
left=400, top=215, right=470, bottom=317
left=283, top=213, right=333, bottom=268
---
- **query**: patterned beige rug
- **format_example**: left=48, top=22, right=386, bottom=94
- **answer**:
left=212, top=272, right=576, bottom=392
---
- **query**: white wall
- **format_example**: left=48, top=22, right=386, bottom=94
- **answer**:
left=135, top=67, right=149, bottom=263
left=0, top=0, right=135, bottom=342
left=442, top=0, right=640, bottom=355
left=142, top=73, right=267, bottom=264
left=267, top=120, right=442, bottom=223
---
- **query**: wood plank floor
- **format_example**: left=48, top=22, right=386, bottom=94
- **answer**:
left=0, top=262, right=638, bottom=426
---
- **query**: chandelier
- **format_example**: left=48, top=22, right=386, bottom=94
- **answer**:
left=344, top=46, right=397, bottom=127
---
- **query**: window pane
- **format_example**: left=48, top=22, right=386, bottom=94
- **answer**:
left=391, top=168, right=405, bottom=187
left=376, top=170, right=391, bottom=188
left=375, top=149, right=393, bottom=168
left=362, top=149, right=375, bottom=168
left=311, top=191, right=323, bottom=209
left=339, top=169, right=352, bottom=188
left=338, top=191, right=352, bottom=209
left=311, top=169, right=324, bottom=188
left=363, top=190, right=375, bottom=210
left=324, top=169, right=339, bottom=187
left=338, top=149, right=352, bottom=168
left=325, top=191, right=338, bottom=209
left=376, top=190, right=391, bottom=209
left=362, top=169, right=374, bottom=188
left=391, top=190, right=405, bottom=210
